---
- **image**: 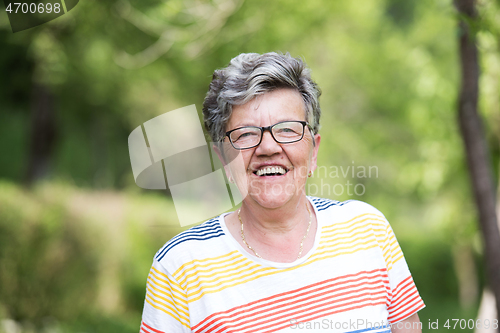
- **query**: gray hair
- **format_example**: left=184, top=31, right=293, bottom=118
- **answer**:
left=202, top=52, right=321, bottom=144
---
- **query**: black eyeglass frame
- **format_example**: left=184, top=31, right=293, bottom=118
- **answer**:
left=224, top=120, right=315, bottom=150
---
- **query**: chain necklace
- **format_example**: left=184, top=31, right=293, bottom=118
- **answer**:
left=238, top=203, right=312, bottom=260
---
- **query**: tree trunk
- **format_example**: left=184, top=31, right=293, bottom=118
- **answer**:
left=25, top=82, right=57, bottom=185
left=454, top=0, right=500, bottom=324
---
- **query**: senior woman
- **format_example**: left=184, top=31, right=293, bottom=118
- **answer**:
left=139, top=52, right=425, bottom=333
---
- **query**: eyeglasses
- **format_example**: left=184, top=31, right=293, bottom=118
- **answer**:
left=225, top=120, right=313, bottom=150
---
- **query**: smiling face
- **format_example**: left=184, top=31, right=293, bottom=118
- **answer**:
left=222, top=88, right=321, bottom=210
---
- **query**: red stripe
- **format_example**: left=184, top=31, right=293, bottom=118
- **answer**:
left=391, top=281, right=413, bottom=302
left=211, top=283, right=389, bottom=333
left=259, top=299, right=389, bottom=333
left=141, top=322, right=165, bottom=333
left=389, top=297, right=425, bottom=323
left=389, top=289, right=419, bottom=311
left=389, top=301, right=425, bottom=323
left=219, top=288, right=386, bottom=332
left=193, top=269, right=388, bottom=332
left=192, top=268, right=387, bottom=331
left=387, top=276, right=423, bottom=321
left=389, top=298, right=424, bottom=322
left=391, top=276, right=412, bottom=296
left=214, top=276, right=388, bottom=331
left=235, top=292, right=389, bottom=333
left=200, top=291, right=387, bottom=332
left=140, top=323, right=152, bottom=333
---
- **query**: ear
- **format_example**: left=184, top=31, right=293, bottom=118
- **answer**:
left=310, top=134, right=321, bottom=174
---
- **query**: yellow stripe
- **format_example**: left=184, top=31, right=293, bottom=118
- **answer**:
left=174, top=250, right=240, bottom=277
left=146, top=285, right=189, bottom=315
left=321, top=225, right=386, bottom=243
left=186, top=264, right=275, bottom=295
left=146, top=280, right=188, bottom=313
left=307, top=244, right=379, bottom=267
left=145, top=294, right=190, bottom=323
left=184, top=225, right=382, bottom=293
left=186, top=237, right=379, bottom=300
left=152, top=266, right=183, bottom=288
left=391, top=253, right=404, bottom=267
left=316, top=235, right=378, bottom=253
left=386, top=240, right=399, bottom=258
left=389, top=249, right=403, bottom=261
left=150, top=267, right=186, bottom=300
left=176, top=212, right=394, bottom=303
left=145, top=298, right=191, bottom=328
left=186, top=243, right=379, bottom=302
left=185, top=232, right=379, bottom=298
left=178, top=256, right=248, bottom=286
left=177, top=214, right=386, bottom=281
left=184, top=260, right=263, bottom=292
left=319, top=228, right=381, bottom=248
left=322, top=213, right=385, bottom=230
left=322, top=217, right=386, bottom=235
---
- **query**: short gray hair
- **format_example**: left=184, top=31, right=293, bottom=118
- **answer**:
left=202, top=52, right=321, bottom=144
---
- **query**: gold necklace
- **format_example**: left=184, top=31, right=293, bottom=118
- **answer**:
left=238, top=203, right=312, bottom=260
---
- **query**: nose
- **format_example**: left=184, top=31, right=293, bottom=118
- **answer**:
left=255, top=130, right=282, bottom=155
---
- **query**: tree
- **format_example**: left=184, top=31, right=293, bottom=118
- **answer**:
left=454, top=0, right=500, bottom=322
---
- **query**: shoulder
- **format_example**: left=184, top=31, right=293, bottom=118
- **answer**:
left=309, top=196, right=385, bottom=216
left=154, top=215, right=226, bottom=267
left=309, top=196, right=390, bottom=228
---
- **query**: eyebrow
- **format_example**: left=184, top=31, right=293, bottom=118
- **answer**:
left=229, top=119, right=306, bottom=128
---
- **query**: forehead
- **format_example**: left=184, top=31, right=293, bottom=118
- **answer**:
left=227, top=88, right=306, bottom=129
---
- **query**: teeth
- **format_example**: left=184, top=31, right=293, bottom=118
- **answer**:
left=256, top=166, right=286, bottom=176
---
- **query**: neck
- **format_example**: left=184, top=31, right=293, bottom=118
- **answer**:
left=239, top=195, right=311, bottom=238
left=230, top=194, right=316, bottom=262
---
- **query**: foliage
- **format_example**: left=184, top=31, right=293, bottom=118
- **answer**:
left=0, top=180, right=184, bottom=330
left=1, top=0, right=500, bottom=330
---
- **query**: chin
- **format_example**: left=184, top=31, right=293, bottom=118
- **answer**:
left=246, top=183, right=298, bottom=209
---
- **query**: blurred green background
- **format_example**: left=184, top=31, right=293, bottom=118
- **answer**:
left=1, top=0, right=500, bottom=331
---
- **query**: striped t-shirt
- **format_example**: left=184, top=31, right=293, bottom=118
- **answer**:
left=140, top=197, right=425, bottom=333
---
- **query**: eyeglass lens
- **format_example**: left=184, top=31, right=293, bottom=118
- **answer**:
left=229, top=121, right=305, bottom=149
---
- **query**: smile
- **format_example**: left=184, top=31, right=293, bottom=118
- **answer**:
left=254, top=166, right=288, bottom=176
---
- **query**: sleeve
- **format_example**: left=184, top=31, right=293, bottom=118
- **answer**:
left=139, top=258, right=191, bottom=333
left=381, top=220, right=425, bottom=323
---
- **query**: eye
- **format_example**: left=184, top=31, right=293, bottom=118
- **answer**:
left=238, top=132, right=257, bottom=139
left=275, top=127, right=300, bottom=135
left=231, top=128, right=260, bottom=142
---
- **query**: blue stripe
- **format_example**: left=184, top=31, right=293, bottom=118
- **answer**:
left=157, top=233, right=224, bottom=261
left=309, top=197, right=354, bottom=212
left=160, top=218, right=220, bottom=244
left=155, top=226, right=223, bottom=260
left=315, top=200, right=339, bottom=208
left=168, top=227, right=223, bottom=245
left=170, top=222, right=221, bottom=240
left=317, top=202, right=339, bottom=211
left=155, top=217, right=225, bottom=261
left=310, top=197, right=328, bottom=203
left=155, top=223, right=223, bottom=260
left=317, top=200, right=354, bottom=211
